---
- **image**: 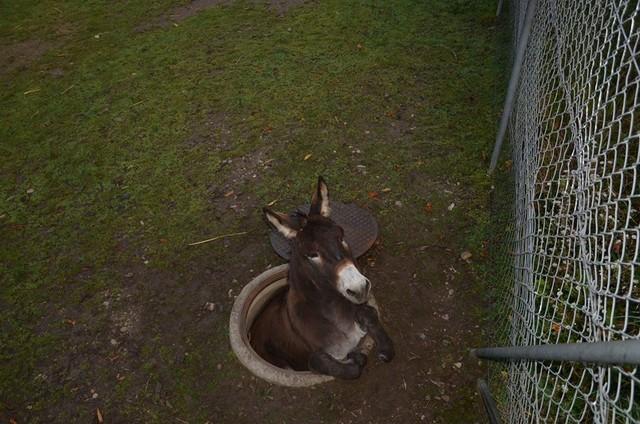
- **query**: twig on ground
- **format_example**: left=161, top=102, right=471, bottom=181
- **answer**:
left=188, top=231, right=248, bottom=246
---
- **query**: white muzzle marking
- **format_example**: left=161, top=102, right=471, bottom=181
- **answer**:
left=337, top=263, right=370, bottom=304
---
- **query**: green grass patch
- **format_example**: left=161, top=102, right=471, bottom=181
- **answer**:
left=1, top=0, right=503, bottom=421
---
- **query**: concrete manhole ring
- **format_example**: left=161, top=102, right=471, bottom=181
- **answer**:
left=229, top=264, right=378, bottom=387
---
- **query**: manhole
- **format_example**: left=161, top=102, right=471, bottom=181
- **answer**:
left=229, top=264, right=378, bottom=387
left=269, top=202, right=378, bottom=260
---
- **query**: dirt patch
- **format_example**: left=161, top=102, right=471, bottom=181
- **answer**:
left=184, top=112, right=276, bottom=217
left=0, top=39, right=53, bottom=75
left=209, top=146, right=273, bottom=216
left=136, top=0, right=308, bottom=32
left=135, top=0, right=232, bottom=32
left=184, top=112, right=234, bottom=151
left=203, top=237, right=488, bottom=423
left=111, top=295, right=143, bottom=338
left=15, top=184, right=489, bottom=423
left=169, top=0, right=233, bottom=22
left=47, top=67, right=66, bottom=77
left=186, top=113, right=276, bottom=217
left=386, top=106, right=417, bottom=140
left=267, top=0, right=309, bottom=16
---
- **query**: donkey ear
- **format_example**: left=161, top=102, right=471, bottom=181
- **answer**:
left=263, top=207, right=298, bottom=239
left=310, top=176, right=330, bottom=217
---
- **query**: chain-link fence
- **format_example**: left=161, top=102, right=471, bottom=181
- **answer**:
left=487, top=0, right=640, bottom=423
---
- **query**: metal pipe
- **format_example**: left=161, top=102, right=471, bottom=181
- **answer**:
left=488, top=0, right=538, bottom=172
left=477, top=379, right=503, bottom=424
left=471, top=340, right=640, bottom=365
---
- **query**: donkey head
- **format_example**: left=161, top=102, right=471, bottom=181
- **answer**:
left=264, top=177, right=371, bottom=304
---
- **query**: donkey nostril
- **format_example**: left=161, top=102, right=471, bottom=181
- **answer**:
left=346, top=289, right=356, bottom=296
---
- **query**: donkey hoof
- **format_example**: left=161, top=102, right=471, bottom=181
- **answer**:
left=378, top=346, right=395, bottom=363
left=347, top=351, right=368, bottom=368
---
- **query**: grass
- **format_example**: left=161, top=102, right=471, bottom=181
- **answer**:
left=1, top=0, right=503, bottom=421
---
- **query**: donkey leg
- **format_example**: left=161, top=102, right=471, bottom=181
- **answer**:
left=356, top=305, right=395, bottom=362
left=308, top=351, right=363, bottom=379
left=347, top=351, right=368, bottom=368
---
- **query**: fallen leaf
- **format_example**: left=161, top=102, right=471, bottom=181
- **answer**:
left=447, top=202, right=455, bottom=211
left=267, top=199, right=278, bottom=206
left=613, top=239, right=622, bottom=254
left=224, top=190, right=235, bottom=197
left=303, top=153, right=312, bottom=161
left=96, top=408, right=104, bottom=423
left=159, top=238, right=168, bottom=244
left=551, top=322, right=561, bottom=334
left=460, top=251, right=472, bottom=261
left=262, top=126, right=273, bottom=134
left=26, top=188, right=35, bottom=194
left=357, top=43, right=363, bottom=49
left=424, top=202, right=433, bottom=213
left=64, top=319, right=76, bottom=326
left=381, top=188, right=391, bottom=193
left=368, top=191, right=379, bottom=199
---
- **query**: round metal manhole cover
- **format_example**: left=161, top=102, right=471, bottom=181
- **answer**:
left=269, top=201, right=378, bottom=260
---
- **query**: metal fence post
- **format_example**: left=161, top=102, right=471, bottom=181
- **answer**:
left=471, top=340, right=640, bottom=366
left=488, top=0, right=538, bottom=172
left=477, top=379, right=503, bottom=424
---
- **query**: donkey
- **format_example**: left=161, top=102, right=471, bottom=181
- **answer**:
left=250, top=177, right=394, bottom=379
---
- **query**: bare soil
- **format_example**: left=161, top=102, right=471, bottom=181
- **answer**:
left=225, top=238, right=488, bottom=424
left=136, top=0, right=308, bottom=31
left=20, top=188, right=488, bottom=423
left=0, top=40, right=53, bottom=75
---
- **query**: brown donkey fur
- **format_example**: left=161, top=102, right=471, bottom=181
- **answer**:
left=250, top=177, right=394, bottom=379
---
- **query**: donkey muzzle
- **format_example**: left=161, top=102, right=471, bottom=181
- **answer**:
left=338, top=263, right=371, bottom=304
